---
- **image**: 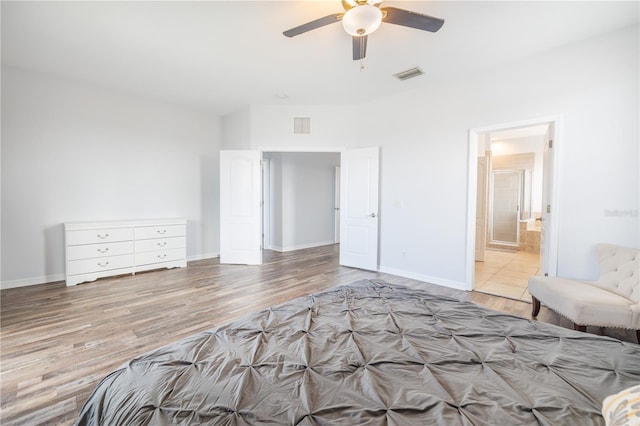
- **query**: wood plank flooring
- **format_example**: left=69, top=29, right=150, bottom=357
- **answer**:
left=1, top=244, right=636, bottom=425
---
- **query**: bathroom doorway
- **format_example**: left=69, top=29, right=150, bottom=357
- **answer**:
left=466, top=117, right=560, bottom=300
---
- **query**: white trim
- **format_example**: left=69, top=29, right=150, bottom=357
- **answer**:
left=1, top=274, right=65, bottom=290
left=262, top=158, right=272, bottom=250
left=466, top=115, right=562, bottom=291
left=546, top=120, right=562, bottom=277
left=2, top=253, right=221, bottom=289
left=268, top=241, right=336, bottom=253
left=470, top=115, right=561, bottom=135
left=466, top=129, right=479, bottom=291
left=378, top=266, right=469, bottom=291
left=258, top=147, right=344, bottom=153
left=186, top=252, right=219, bottom=261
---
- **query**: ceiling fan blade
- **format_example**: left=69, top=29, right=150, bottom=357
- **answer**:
left=381, top=7, right=444, bottom=32
left=352, top=35, right=367, bottom=60
left=283, top=13, right=342, bottom=38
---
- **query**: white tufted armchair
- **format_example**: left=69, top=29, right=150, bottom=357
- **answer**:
left=528, top=243, right=640, bottom=342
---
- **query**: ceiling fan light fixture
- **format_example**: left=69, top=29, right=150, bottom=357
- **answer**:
left=342, top=0, right=381, bottom=9
left=342, top=5, right=382, bottom=36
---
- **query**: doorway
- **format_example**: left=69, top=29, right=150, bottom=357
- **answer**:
left=262, top=152, right=340, bottom=253
left=466, top=117, right=560, bottom=298
left=220, top=148, right=380, bottom=271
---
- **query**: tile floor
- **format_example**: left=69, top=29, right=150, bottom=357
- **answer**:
left=474, top=249, right=540, bottom=302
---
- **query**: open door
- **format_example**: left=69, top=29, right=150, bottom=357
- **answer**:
left=540, top=125, right=554, bottom=275
left=339, top=147, right=379, bottom=270
left=334, top=166, right=341, bottom=243
left=475, top=153, right=488, bottom=261
left=220, top=150, right=262, bottom=265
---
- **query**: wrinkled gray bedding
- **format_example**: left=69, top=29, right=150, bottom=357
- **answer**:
left=77, top=279, right=640, bottom=425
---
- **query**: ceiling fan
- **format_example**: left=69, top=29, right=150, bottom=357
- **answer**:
left=283, top=0, right=444, bottom=61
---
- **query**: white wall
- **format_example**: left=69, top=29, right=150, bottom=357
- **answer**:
left=221, top=106, right=251, bottom=150
left=1, top=66, right=221, bottom=288
left=360, top=24, right=639, bottom=283
left=249, top=105, right=356, bottom=151
left=237, top=25, right=639, bottom=287
left=265, top=152, right=339, bottom=251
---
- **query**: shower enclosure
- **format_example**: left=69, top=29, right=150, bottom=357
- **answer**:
left=489, top=169, right=532, bottom=247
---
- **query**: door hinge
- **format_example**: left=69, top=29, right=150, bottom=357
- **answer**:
left=548, top=140, right=553, bottom=149
left=546, top=204, right=551, bottom=213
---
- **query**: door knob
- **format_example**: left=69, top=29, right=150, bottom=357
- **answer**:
left=369, top=213, right=376, bottom=218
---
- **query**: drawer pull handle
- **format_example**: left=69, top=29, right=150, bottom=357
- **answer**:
left=97, top=233, right=109, bottom=239
left=157, top=230, right=167, bottom=234
left=97, top=248, right=110, bottom=253
left=97, top=261, right=110, bottom=267
left=157, top=242, right=167, bottom=247
left=157, top=254, right=167, bottom=259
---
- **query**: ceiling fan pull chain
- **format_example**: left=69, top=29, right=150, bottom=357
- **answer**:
left=360, top=59, right=365, bottom=71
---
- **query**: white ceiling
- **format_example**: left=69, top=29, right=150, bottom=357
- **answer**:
left=2, top=1, right=638, bottom=116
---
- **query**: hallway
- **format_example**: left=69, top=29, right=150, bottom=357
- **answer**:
left=474, top=249, right=540, bottom=302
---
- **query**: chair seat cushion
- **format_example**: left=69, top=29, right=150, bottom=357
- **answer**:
left=528, top=276, right=636, bottom=329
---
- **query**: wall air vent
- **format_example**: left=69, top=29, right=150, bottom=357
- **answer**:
left=393, top=67, right=424, bottom=81
left=293, top=117, right=311, bottom=135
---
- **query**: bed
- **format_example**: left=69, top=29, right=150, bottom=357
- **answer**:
left=77, top=279, right=640, bottom=425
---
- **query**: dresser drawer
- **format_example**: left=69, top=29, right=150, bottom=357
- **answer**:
left=66, top=228, right=134, bottom=246
left=135, top=236, right=186, bottom=253
left=67, top=241, right=134, bottom=261
left=64, top=219, right=187, bottom=286
left=136, top=248, right=185, bottom=266
left=135, top=225, right=185, bottom=240
left=67, top=254, right=135, bottom=276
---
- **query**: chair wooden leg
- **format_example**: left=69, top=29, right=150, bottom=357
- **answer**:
left=573, top=324, right=587, bottom=332
left=531, top=296, right=541, bottom=318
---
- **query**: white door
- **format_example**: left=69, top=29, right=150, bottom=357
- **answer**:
left=540, top=126, right=554, bottom=275
left=334, top=166, right=341, bottom=243
left=220, top=150, right=262, bottom=265
left=475, top=155, right=488, bottom=261
left=339, top=147, right=379, bottom=270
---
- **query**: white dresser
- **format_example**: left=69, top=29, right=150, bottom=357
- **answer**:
left=64, top=219, right=187, bottom=286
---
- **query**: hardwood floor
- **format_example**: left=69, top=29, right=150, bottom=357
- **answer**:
left=1, top=244, right=636, bottom=425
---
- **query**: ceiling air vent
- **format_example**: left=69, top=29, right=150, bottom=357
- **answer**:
left=393, top=67, right=424, bottom=81
left=293, top=117, right=311, bottom=135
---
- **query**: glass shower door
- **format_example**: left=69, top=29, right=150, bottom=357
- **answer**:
left=490, top=171, right=520, bottom=245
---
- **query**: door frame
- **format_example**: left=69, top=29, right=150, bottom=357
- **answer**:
left=334, top=166, right=341, bottom=243
left=465, top=116, right=562, bottom=290
left=262, top=158, right=271, bottom=250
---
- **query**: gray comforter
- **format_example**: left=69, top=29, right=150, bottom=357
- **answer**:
left=77, top=279, right=640, bottom=425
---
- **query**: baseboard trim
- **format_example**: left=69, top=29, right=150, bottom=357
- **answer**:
left=2, top=253, right=222, bottom=290
left=377, top=266, right=470, bottom=291
left=1, top=274, right=66, bottom=290
left=187, top=252, right=220, bottom=262
left=268, top=241, right=336, bottom=253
